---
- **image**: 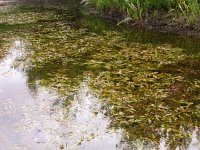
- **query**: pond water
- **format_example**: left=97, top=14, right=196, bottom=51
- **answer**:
left=0, top=0, right=199, bottom=150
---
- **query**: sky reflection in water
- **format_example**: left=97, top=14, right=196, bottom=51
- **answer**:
left=0, top=36, right=199, bottom=149
left=0, top=40, right=123, bottom=150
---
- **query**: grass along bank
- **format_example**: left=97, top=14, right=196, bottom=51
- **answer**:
left=83, top=0, right=200, bottom=35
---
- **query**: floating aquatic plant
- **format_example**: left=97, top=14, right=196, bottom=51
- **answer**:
left=0, top=6, right=199, bottom=149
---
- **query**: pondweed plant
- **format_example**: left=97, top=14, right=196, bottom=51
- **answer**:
left=83, top=0, right=200, bottom=24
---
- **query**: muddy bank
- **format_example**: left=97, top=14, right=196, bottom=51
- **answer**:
left=85, top=6, right=200, bottom=38
left=145, top=16, right=200, bottom=37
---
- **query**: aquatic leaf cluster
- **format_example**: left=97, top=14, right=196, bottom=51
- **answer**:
left=90, top=44, right=200, bottom=146
left=0, top=33, right=14, bottom=60
left=0, top=7, right=59, bottom=25
left=0, top=6, right=199, bottom=148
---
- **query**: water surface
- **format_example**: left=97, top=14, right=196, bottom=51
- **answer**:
left=0, top=1, right=199, bottom=149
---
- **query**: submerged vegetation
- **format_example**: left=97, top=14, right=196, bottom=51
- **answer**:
left=0, top=5, right=199, bottom=149
left=84, top=0, right=200, bottom=31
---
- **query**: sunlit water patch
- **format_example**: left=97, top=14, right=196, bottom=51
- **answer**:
left=0, top=39, right=124, bottom=150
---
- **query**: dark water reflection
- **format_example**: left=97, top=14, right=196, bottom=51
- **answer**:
left=78, top=14, right=200, bottom=54
left=0, top=1, right=199, bottom=150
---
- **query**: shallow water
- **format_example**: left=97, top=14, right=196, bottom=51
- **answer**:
left=0, top=40, right=123, bottom=149
left=0, top=1, right=199, bottom=150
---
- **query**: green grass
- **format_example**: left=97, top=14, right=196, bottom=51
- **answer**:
left=84, top=0, right=200, bottom=23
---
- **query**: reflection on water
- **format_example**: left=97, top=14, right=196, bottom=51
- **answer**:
left=58, top=82, right=122, bottom=149
left=0, top=35, right=199, bottom=150
left=0, top=1, right=200, bottom=149
left=78, top=15, right=200, bottom=54
left=189, top=128, right=200, bottom=150
left=0, top=40, right=122, bottom=149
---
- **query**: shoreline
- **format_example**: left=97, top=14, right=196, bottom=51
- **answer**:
left=1, top=1, right=200, bottom=38
left=86, top=6, right=200, bottom=38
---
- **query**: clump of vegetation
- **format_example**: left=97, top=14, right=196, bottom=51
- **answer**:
left=83, top=0, right=200, bottom=27
left=0, top=34, right=13, bottom=60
